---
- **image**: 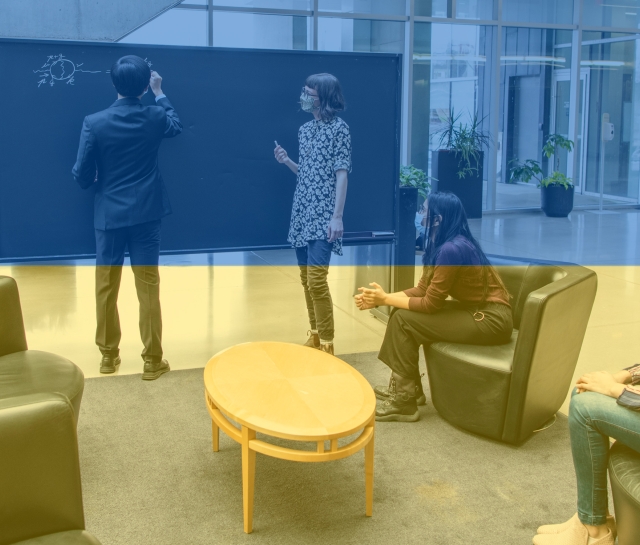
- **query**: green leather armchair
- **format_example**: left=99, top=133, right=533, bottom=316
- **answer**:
left=609, top=441, right=640, bottom=545
left=424, top=258, right=597, bottom=444
left=0, top=393, right=101, bottom=545
left=0, top=276, right=84, bottom=422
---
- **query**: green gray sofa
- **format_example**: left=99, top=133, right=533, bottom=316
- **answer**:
left=0, top=393, right=101, bottom=545
left=0, top=275, right=84, bottom=422
left=609, top=441, right=640, bottom=545
left=424, top=258, right=598, bottom=444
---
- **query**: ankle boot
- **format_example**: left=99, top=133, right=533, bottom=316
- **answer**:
left=374, top=374, right=427, bottom=405
left=320, top=342, right=334, bottom=355
left=375, top=390, right=420, bottom=422
left=303, top=330, right=321, bottom=349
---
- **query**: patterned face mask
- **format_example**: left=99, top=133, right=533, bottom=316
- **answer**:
left=299, top=92, right=317, bottom=113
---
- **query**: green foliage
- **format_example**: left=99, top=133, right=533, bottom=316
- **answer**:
left=400, top=165, right=432, bottom=200
left=509, top=159, right=543, bottom=185
left=509, top=134, right=575, bottom=188
left=434, top=107, right=492, bottom=179
left=543, top=134, right=574, bottom=159
left=540, top=171, right=573, bottom=189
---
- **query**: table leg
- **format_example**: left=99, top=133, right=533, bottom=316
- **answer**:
left=242, top=426, right=257, bottom=533
left=365, top=423, right=374, bottom=517
left=212, top=420, right=219, bottom=452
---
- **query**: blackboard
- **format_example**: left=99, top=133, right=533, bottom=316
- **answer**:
left=0, top=39, right=401, bottom=261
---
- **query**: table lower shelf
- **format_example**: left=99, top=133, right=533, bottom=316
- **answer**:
left=205, top=391, right=375, bottom=533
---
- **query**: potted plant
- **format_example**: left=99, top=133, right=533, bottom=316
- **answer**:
left=509, top=134, right=575, bottom=218
left=396, top=165, right=432, bottom=289
left=431, top=108, right=491, bottom=219
left=400, top=164, right=431, bottom=204
left=399, top=165, right=432, bottom=242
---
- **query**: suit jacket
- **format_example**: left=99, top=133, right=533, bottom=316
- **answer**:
left=72, top=96, right=182, bottom=230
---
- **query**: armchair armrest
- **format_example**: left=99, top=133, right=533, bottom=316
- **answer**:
left=0, top=393, right=85, bottom=545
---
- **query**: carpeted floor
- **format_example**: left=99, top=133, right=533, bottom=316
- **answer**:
left=78, top=352, right=586, bottom=545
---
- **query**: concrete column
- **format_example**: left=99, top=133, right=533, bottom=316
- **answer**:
left=0, top=0, right=182, bottom=41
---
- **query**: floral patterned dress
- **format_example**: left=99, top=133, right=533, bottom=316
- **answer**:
left=287, top=117, right=352, bottom=256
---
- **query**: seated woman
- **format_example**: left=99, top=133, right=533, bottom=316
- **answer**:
left=354, top=191, right=512, bottom=422
left=532, top=366, right=640, bottom=545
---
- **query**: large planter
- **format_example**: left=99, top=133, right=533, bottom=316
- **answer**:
left=431, top=150, right=483, bottom=219
left=396, top=186, right=418, bottom=291
left=541, top=184, right=574, bottom=217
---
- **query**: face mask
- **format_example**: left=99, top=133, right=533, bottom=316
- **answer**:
left=300, top=92, right=316, bottom=113
left=415, top=212, right=426, bottom=235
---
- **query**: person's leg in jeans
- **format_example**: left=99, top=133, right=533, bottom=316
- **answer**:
left=534, top=390, right=640, bottom=544
left=127, top=220, right=167, bottom=380
left=95, top=227, right=127, bottom=372
left=571, top=391, right=640, bottom=523
left=295, top=245, right=319, bottom=348
left=305, top=240, right=334, bottom=350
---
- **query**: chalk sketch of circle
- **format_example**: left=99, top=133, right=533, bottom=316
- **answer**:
left=50, top=59, right=76, bottom=81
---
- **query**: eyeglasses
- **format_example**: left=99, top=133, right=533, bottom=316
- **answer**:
left=301, top=87, right=318, bottom=98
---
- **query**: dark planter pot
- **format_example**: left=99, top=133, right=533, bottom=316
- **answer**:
left=431, top=150, right=483, bottom=219
left=540, top=185, right=574, bottom=218
left=396, top=186, right=418, bottom=291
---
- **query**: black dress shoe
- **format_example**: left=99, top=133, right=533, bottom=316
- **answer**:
left=100, top=355, right=121, bottom=374
left=142, top=359, right=170, bottom=381
left=375, top=391, right=420, bottom=422
left=374, top=374, right=427, bottom=405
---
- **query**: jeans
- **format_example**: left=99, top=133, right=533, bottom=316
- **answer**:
left=94, top=220, right=163, bottom=363
left=569, top=389, right=640, bottom=526
left=295, top=240, right=334, bottom=342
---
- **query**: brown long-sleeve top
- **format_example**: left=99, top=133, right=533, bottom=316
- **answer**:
left=403, top=235, right=511, bottom=313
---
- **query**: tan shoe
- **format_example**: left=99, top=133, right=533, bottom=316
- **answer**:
left=303, top=330, right=320, bottom=349
left=537, top=514, right=616, bottom=540
left=532, top=524, right=614, bottom=545
left=320, top=342, right=334, bottom=355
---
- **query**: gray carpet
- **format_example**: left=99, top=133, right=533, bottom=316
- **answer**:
left=79, top=353, right=581, bottom=545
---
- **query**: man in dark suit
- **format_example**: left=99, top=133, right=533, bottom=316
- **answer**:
left=72, top=55, right=182, bottom=380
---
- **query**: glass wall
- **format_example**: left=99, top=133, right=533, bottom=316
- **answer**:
left=411, top=22, right=495, bottom=209
left=120, top=9, right=208, bottom=47
left=503, top=0, right=573, bottom=25
left=212, top=0, right=310, bottom=8
left=496, top=27, right=572, bottom=208
left=319, top=0, right=407, bottom=16
left=212, top=13, right=309, bottom=49
left=318, top=18, right=404, bottom=52
left=456, top=0, right=495, bottom=20
left=582, top=0, right=640, bottom=28
left=582, top=33, right=640, bottom=202
left=120, top=0, right=640, bottom=210
left=415, top=0, right=450, bottom=18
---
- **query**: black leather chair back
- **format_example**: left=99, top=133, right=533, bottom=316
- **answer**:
left=493, top=264, right=567, bottom=330
left=0, top=276, right=28, bottom=358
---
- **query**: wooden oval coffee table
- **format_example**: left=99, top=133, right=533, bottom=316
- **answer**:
left=204, top=341, right=376, bottom=533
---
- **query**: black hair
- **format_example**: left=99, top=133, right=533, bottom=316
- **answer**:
left=422, top=191, right=509, bottom=301
left=110, top=55, right=151, bottom=98
left=305, top=73, right=346, bottom=122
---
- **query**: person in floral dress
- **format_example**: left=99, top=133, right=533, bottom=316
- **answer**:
left=274, top=73, right=351, bottom=355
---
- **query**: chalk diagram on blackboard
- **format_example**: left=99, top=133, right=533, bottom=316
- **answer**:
left=34, top=54, right=102, bottom=87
